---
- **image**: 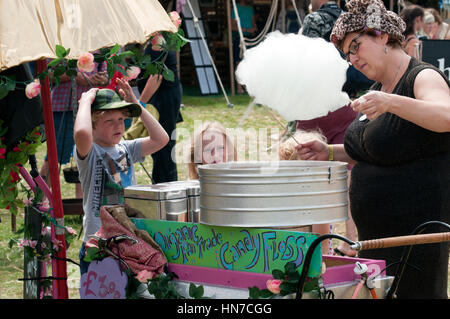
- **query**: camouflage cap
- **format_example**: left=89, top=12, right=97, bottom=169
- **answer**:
left=91, top=89, right=142, bottom=117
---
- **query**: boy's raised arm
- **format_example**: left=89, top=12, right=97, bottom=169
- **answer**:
left=116, top=78, right=169, bottom=157
left=74, top=88, right=98, bottom=159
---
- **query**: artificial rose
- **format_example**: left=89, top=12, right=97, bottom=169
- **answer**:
left=77, top=52, right=95, bottom=72
left=266, top=279, right=282, bottom=294
left=23, top=198, right=32, bottom=207
left=125, top=66, right=141, bottom=80
left=151, top=33, right=166, bottom=51
left=169, top=11, right=182, bottom=29
left=136, top=269, right=154, bottom=283
left=25, top=80, right=41, bottom=99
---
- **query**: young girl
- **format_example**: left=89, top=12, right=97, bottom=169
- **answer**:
left=187, top=121, right=237, bottom=179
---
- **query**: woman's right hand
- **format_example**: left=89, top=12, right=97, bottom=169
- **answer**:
left=295, top=140, right=329, bottom=161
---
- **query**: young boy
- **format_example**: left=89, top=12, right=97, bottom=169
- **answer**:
left=74, top=78, right=169, bottom=274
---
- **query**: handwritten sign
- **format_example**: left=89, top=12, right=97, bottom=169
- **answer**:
left=132, top=219, right=322, bottom=278
left=80, top=258, right=128, bottom=299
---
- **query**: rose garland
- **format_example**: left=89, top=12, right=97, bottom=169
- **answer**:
left=0, top=122, right=42, bottom=215
left=0, top=11, right=187, bottom=100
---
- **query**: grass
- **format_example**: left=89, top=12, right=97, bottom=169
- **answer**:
left=0, top=93, right=291, bottom=299
left=0, top=93, right=448, bottom=299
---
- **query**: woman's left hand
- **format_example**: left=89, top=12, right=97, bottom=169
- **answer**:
left=350, top=91, right=392, bottom=120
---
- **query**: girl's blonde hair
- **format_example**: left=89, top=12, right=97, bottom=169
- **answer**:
left=187, top=121, right=237, bottom=179
left=278, top=130, right=326, bottom=160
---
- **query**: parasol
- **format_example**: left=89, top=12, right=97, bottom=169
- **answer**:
left=0, top=0, right=177, bottom=299
left=0, top=0, right=177, bottom=71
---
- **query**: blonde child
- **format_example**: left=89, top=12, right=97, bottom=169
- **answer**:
left=187, top=121, right=237, bottom=179
left=74, top=78, right=169, bottom=274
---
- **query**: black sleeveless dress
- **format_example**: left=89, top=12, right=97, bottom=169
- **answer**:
left=344, top=58, right=450, bottom=299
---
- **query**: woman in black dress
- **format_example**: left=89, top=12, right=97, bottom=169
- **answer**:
left=296, top=0, right=450, bottom=298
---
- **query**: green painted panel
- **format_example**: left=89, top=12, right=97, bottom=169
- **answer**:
left=132, top=219, right=322, bottom=277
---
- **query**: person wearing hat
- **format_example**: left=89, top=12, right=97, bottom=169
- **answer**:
left=74, top=78, right=169, bottom=274
left=296, top=0, right=450, bottom=298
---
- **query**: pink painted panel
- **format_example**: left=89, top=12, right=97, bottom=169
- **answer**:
left=168, top=255, right=387, bottom=290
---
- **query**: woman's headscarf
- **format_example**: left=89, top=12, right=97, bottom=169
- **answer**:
left=330, top=0, right=406, bottom=48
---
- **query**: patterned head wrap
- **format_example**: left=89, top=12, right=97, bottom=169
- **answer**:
left=330, top=0, right=406, bottom=48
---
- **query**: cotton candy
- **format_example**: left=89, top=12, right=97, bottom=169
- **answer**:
left=235, top=31, right=350, bottom=121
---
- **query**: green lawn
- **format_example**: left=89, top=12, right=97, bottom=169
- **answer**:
left=1, top=93, right=448, bottom=299
left=0, top=93, right=291, bottom=299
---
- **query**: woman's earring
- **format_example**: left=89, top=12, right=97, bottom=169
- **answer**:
left=384, top=45, right=388, bottom=54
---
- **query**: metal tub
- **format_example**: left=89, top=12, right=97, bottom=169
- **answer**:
left=198, top=160, right=348, bottom=227
left=124, top=184, right=188, bottom=221
left=158, top=180, right=200, bottom=223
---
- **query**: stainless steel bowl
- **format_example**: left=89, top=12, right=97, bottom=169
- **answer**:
left=198, top=160, right=348, bottom=227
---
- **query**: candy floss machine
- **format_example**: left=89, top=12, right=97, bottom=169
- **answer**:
left=198, top=161, right=349, bottom=227
left=124, top=181, right=200, bottom=222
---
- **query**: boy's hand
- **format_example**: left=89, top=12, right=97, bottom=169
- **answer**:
left=79, top=87, right=99, bottom=105
left=116, top=78, right=139, bottom=104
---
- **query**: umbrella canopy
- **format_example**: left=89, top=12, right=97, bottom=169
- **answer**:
left=0, top=0, right=177, bottom=71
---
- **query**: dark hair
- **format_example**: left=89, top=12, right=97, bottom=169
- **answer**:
left=400, top=5, right=425, bottom=36
left=364, top=28, right=403, bottom=47
left=339, top=28, right=403, bottom=51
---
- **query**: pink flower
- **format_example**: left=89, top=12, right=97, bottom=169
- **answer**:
left=169, top=11, right=182, bottom=29
left=0, top=148, right=6, bottom=159
left=41, top=226, right=51, bottom=237
left=125, top=66, right=141, bottom=80
left=40, top=199, right=50, bottom=211
left=266, top=279, right=282, bottom=294
left=77, top=52, right=95, bottom=72
left=17, top=239, right=26, bottom=249
left=136, top=269, right=154, bottom=283
left=23, top=198, right=32, bottom=207
left=66, top=226, right=77, bottom=235
left=25, top=80, right=41, bottom=99
left=52, top=238, right=63, bottom=251
left=151, top=33, right=166, bottom=51
left=29, top=240, right=38, bottom=249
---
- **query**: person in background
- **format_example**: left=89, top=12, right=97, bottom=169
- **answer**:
left=187, top=122, right=237, bottom=180
left=276, top=0, right=305, bottom=34
left=400, top=5, right=425, bottom=57
left=74, top=80, right=168, bottom=274
left=136, top=47, right=183, bottom=184
left=39, top=61, right=108, bottom=198
left=425, top=7, right=450, bottom=39
left=423, top=10, right=436, bottom=38
left=231, top=0, right=258, bottom=94
left=297, top=0, right=450, bottom=298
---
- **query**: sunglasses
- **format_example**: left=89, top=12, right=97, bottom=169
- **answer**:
left=344, top=33, right=363, bottom=62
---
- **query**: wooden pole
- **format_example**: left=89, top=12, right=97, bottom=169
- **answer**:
left=352, top=232, right=450, bottom=251
left=227, top=0, right=235, bottom=96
